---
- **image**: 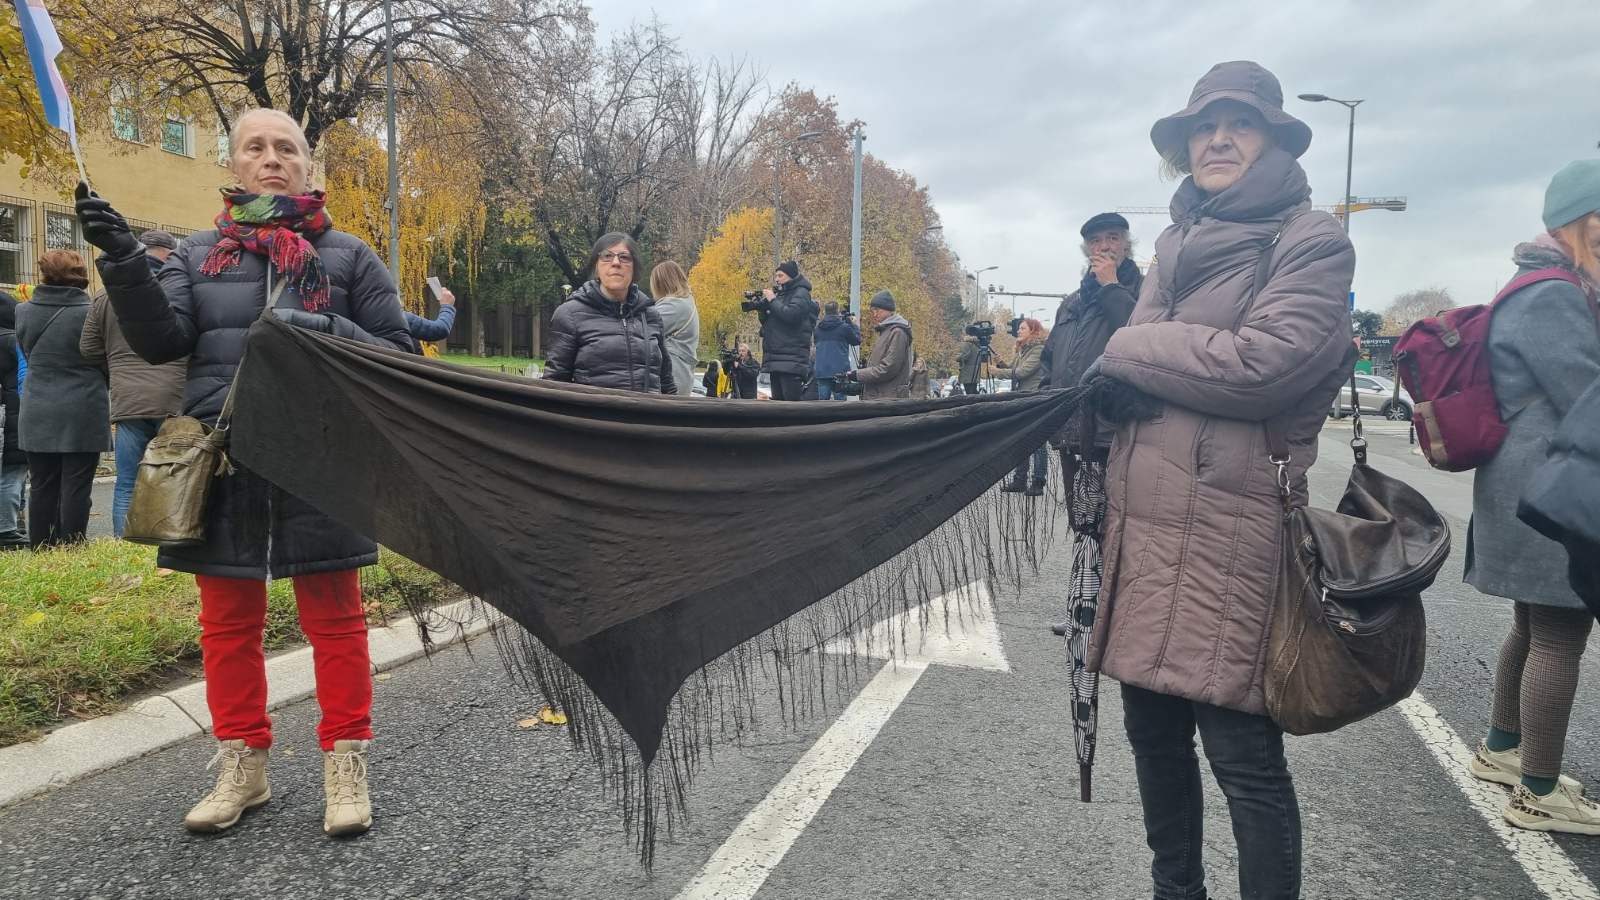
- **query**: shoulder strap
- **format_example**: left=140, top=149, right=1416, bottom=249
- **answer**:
left=215, top=275, right=287, bottom=431
left=1491, top=267, right=1582, bottom=307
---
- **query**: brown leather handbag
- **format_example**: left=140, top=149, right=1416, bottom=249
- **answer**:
left=1263, top=380, right=1451, bottom=735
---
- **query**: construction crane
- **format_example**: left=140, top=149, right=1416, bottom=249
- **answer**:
left=1118, top=196, right=1407, bottom=218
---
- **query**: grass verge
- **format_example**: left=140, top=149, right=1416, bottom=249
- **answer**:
left=440, top=352, right=542, bottom=373
left=0, top=540, right=456, bottom=748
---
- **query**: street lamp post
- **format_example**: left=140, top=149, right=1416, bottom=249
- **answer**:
left=848, top=128, right=864, bottom=315
left=384, top=0, right=400, bottom=284
left=773, top=130, right=825, bottom=269
left=972, top=265, right=998, bottom=315
left=1297, top=93, right=1363, bottom=236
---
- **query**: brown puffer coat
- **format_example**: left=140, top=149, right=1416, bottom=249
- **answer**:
left=1087, top=148, right=1356, bottom=715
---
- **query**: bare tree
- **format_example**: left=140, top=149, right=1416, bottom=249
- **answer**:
left=1383, top=287, right=1455, bottom=332
left=518, top=19, right=700, bottom=284
left=67, top=0, right=581, bottom=149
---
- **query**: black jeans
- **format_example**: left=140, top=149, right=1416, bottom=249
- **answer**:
left=770, top=372, right=805, bottom=401
left=1121, top=683, right=1301, bottom=900
left=27, top=451, right=98, bottom=548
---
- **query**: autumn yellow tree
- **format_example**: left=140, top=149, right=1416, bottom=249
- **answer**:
left=321, top=86, right=487, bottom=314
left=688, top=206, right=772, bottom=353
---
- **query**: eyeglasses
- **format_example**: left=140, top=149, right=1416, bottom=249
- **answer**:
left=599, top=252, right=633, bottom=264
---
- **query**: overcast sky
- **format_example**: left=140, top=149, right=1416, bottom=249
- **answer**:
left=587, top=0, right=1600, bottom=318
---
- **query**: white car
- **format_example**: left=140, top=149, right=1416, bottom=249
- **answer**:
left=1331, top=373, right=1413, bottom=421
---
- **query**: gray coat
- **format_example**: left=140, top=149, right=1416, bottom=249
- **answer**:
left=1466, top=239, right=1600, bottom=609
left=81, top=284, right=187, bottom=422
left=654, top=295, right=699, bottom=397
left=858, top=314, right=912, bottom=400
left=15, top=285, right=111, bottom=454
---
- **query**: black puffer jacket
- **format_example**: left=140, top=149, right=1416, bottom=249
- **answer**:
left=0, top=291, right=21, bottom=465
left=545, top=281, right=675, bottom=394
left=1041, top=260, right=1142, bottom=452
left=95, top=228, right=412, bottom=580
left=759, top=276, right=818, bottom=376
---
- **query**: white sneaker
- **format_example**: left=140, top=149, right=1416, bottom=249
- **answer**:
left=1505, top=783, right=1600, bottom=835
left=1469, top=742, right=1584, bottom=794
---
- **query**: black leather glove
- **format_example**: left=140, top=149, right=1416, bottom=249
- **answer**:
left=1078, top=355, right=1104, bottom=387
left=271, top=307, right=335, bottom=333
left=1094, top=378, right=1163, bottom=425
left=74, top=182, right=143, bottom=261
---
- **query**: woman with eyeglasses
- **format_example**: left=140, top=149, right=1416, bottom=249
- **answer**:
left=545, top=233, right=676, bottom=395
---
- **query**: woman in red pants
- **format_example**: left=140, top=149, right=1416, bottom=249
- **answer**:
left=76, top=108, right=414, bottom=836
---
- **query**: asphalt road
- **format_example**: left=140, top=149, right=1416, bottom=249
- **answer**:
left=3, top=422, right=1597, bottom=899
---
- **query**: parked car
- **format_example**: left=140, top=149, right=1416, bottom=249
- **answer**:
left=1330, top=373, right=1413, bottom=420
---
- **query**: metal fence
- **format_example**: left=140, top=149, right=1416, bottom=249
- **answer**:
left=0, top=193, right=39, bottom=289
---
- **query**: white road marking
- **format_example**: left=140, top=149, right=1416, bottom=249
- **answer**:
left=673, top=583, right=1006, bottom=900
left=1397, top=692, right=1600, bottom=900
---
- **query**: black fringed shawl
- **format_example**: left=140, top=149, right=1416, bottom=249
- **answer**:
left=229, top=317, right=1090, bottom=858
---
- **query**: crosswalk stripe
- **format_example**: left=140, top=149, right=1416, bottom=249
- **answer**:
left=1398, top=692, right=1600, bottom=900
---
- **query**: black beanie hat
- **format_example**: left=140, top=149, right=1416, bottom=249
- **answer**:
left=777, top=260, right=800, bottom=280
left=1080, top=212, right=1131, bottom=239
left=869, top=290, right=895, bottom=311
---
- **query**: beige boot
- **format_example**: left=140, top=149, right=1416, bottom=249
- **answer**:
left=183, top=740, right=271, bottom=833
left=322, top=739, right=372, bottom=836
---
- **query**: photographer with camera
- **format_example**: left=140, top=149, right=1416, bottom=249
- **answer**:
left=813, top=301, right=861, bottom=401
left=729, top=343, right=761, bottom=399
left=993, top=317, right=1051, bottom=495
left=843, top=291, right=913, bottom=400
left=742, top=261, right=819, bottom=401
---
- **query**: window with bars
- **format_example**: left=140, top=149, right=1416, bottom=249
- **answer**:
left=162, top=119, right=192, bottom=156
left=111, top=84, right=141, bottom=143
left=44, top=209, right=84, bottom=252
left=0, top=204, right=30, bottom=286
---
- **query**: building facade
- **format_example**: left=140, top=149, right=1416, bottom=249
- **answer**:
left=0, top=112, right=233, bottom=292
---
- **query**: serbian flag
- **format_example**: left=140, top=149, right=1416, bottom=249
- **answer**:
left=11, top=0, right=78, bottom=148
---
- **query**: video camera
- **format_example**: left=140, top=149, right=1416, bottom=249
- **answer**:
left=830, top=372, right=864, bottom=396
left=965, top=320, right=996, bottom=346
left=740, top=289, right=771, bottom=313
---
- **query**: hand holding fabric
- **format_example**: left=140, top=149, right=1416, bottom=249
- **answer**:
left=74, top=182, right=143, bottom=261
left=272, top=307, right=335, bottom=333
left=1078, top=356, right=1104, bottom=387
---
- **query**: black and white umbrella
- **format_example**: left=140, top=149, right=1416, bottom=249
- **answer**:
left=1063, top=461, right=1108, bottom=802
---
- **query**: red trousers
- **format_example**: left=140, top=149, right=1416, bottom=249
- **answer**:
left=197, top=571, right=373, bottom=751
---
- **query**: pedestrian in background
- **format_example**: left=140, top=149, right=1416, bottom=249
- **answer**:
left=77, top=108, right=415, bottom=838
left=404, top=283, right=456, bottom=351
left=757, top=260, right=819, bottom=401
left=1466, top=160, right=1600, bottom=834
left=545, top=233, right=675, bottom=394
left=1087, top=61, right=1355, bottom=900
left=957, top=333, right=982, bottom=396
left=0, top=290, right=27, bottom=548
left=15, top=250, right=109, bottom=548
left=80, top=230, right=187, bottom=539
left=813, top=301, right=860, bottom=400
left=649, top=260, right=700, bottom=397
left=998, top=317, right=1049, bottom=495
left=730, top=343, right=760, bottom=399
left=848, top=291, right=913, bottom=400
left=1042, top=211, right=1142, bottom=636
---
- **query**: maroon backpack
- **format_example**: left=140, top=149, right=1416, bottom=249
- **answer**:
left=1393, top=268, right=1584, bottom=472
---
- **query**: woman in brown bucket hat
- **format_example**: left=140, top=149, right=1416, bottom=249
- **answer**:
left=1085, top=61, right=1355, bottom=899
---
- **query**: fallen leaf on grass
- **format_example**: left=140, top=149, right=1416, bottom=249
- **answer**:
left=106, top=574, right=144, bottom=592
left=22, top=611, right=46, bottom=627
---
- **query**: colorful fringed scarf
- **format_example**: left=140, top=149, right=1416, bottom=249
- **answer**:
left=199, top=189, right=333, bottom=311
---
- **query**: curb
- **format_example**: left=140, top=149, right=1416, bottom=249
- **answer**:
left=0, top=596, right=493, bottom=810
